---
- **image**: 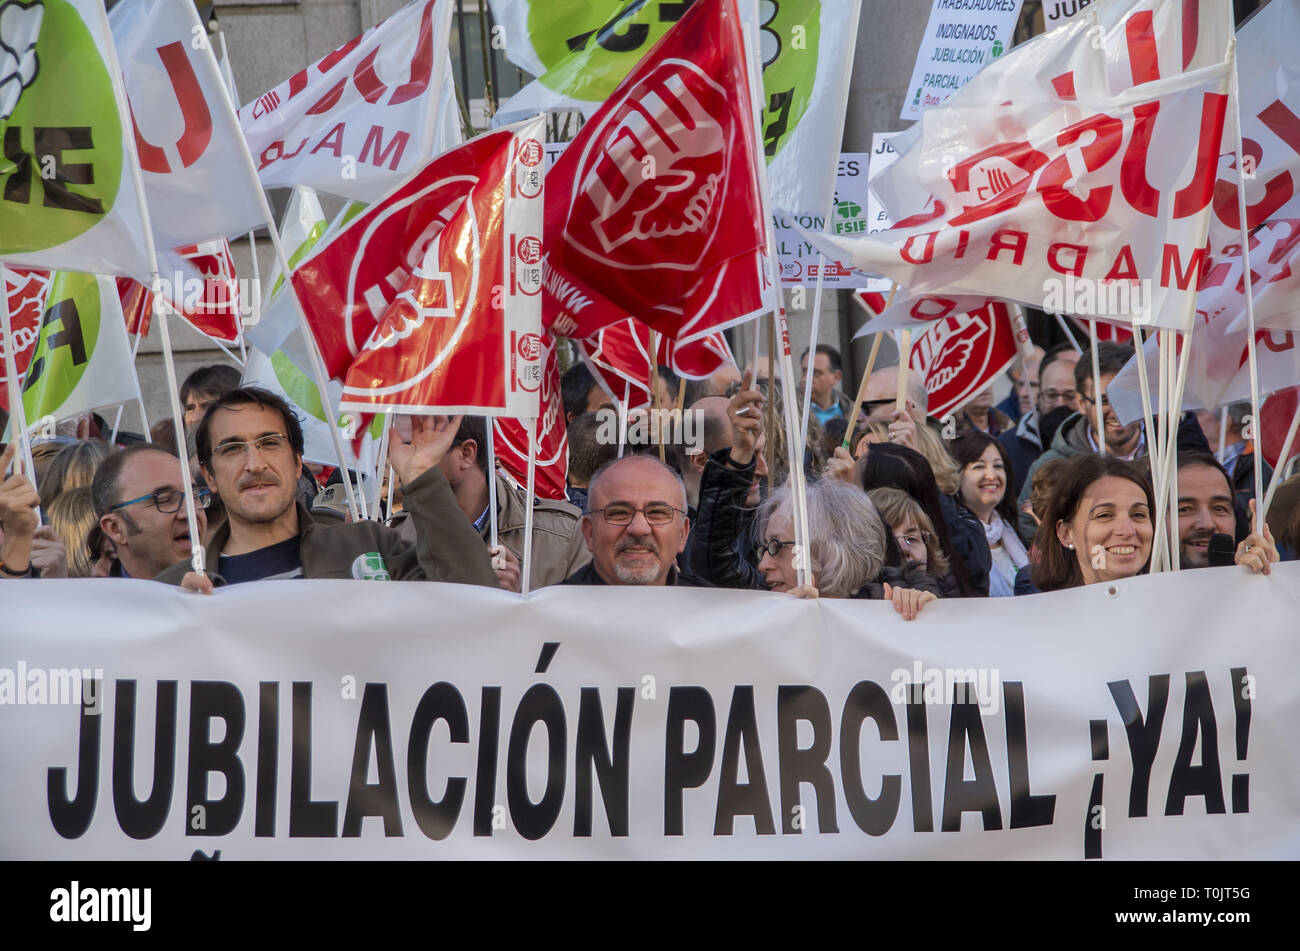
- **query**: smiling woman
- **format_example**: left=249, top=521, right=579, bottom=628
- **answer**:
left=1030, top=454, right=1156, bottom=592
left=950, top=432, right=1026, bottom=597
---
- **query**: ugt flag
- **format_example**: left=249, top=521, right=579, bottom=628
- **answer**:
left=337, top=116, right=545, bottom=416
left=493, top=329, right=568, bottom=501
left=239, top=0, right=453, bottom=202
left=0, top=0, right=153, bottom=280
left=109, top=0, right=267, bottom=250
left=542, top=0, right=768, bottom=342
left=292, top=118, right=546, bottom=414
left=857, top=290, right=1019, bottom=421
left=490, top=0, right=861, bottom=220
left=13, top=272, right=142, bottom=427
left=579, top=317, right=736, bottom=409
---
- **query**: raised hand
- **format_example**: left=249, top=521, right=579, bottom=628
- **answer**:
left=388, top=414, right=463, bottom=487
left=727, top=370, right=766, bottom=466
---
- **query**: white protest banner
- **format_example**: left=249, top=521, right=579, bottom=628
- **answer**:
left=774, top=152, right=870, bottom=288
left=2, top=565, right=1297, bottom=859
left=900, top=0, right=1024, bottom=121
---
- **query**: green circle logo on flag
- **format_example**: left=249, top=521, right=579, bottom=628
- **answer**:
left=22, top=272, right=102, bottom=420
left=528, top=0, right=686, bottom=102
left=526, top=0, right=820, bottom=161
left=0, top=0, right=124, bottom=255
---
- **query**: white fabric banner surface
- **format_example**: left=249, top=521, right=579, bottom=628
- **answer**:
left=2, top=565, right=1298, bottom=859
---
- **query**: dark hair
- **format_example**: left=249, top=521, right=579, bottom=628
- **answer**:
left=194, top=386, right=305, bottom=466
left=1038, top=342, right=1078, bottom=382
left=801, top=344, right=842, bottom=375
left=90, top=442, right=177, bottom=517
left=1074, top=342, right=1133, bottom=395
left=561, top=362, right=601, bottom=421
left=1032, top=454, right=1155, bottom=592
left=949, top=430, right=1020, bottom=523
left=451, top=416, right=489, bottom=474
left=857, top=442, right=974, bottom=595
left=566, top=411, right=617, bottom=486
left=656, top=365, right=681, bottom=403
left=1177, top=451, right=1248, bottom=542
left=180, top=363, right=241, bottom=407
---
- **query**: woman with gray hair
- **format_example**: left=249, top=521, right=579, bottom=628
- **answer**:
left=755, top=480, right=941, bottom=619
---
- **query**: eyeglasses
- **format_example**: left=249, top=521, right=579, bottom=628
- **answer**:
left=210, top=433, right=291, bottom=463
left=1041, top=389, right=1077, bottom=404
left=111, top=487, right=212, bottom=514
left=895, top=531, right=932, bottom=549
left=1079, top=393, right=1112, bottom=410
left=592, top=502, right=684, bottom=526
left=757, top=537, right=797, bottom=558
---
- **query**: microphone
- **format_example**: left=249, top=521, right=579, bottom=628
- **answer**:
left=1208, top=533, right=1236, bottom=568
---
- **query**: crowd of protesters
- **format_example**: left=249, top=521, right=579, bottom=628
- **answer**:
left=1, top=339, right=1291, bottom=616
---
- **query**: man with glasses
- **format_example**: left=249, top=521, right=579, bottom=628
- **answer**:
left=563, top=454, right=707, bottom=586
left=91, top=443, right=210, bottom=580
left=157, top=387, right=497, bottom=590
left=999, top=343, right=1081, bottom=492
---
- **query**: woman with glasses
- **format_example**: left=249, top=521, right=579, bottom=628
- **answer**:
left=866, top=487, right=948, bottom=576
left=949, top=432, right=1027, bottom=597
left=754, top=480, right=941, bottom=619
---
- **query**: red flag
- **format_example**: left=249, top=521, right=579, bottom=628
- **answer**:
left=335, top=118, right=545, bottom=414
left=542, top=0, right=767, bottom=342
left=115, top=240, right=244, bottom=344
left=117, top=278, right=152, bottom=339
left=1261, top=385, right=1300, bottom=471
left=492, top=330, right=568, bottom=501
left=1, top=269, right=51, bottom=413
left=580, top=317, right=736, bottom=409
left=908, top=301, right=1019, bottom=420
left=292, top=126, right=538, bottom=382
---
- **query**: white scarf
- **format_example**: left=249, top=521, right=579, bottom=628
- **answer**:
left=985, top=512, right=1029, bottom=568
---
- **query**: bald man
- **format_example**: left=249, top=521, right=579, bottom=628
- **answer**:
left=563, top=455, right=707, bottom=586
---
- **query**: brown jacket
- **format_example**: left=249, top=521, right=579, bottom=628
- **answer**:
left=390, top=470, right=591, bottom=589
left=486, top=471, right=590, bottom=589
left=156, top=466, right=498, bottom=587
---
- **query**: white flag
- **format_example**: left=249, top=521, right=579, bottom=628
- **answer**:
left=239, top=0, right=454, bottom=201
left=109, top=0, right=267, bottom=249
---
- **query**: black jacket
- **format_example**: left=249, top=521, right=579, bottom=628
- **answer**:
left=938, top=492, right=992, bottom=597
left=998, top=409, right=1043, bottom=497
left=687, top=449, right=765, bottom=591
left=851, top=562, right=944, bottom=600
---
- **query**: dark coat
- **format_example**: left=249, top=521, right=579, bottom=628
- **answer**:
left=686, top=448, right=764, bottom=591
left=938, top=492, right=992, bottom=597
left=851, top=561, right=944, bottom=600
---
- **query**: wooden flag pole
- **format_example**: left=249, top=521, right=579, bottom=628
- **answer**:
left=649, top=330, right=665, bottom=462
left=842, top=332, right=884, bottom=451
left=766, top=314, right=777, bottom=492
left=894, top=329, right=912, bottom=415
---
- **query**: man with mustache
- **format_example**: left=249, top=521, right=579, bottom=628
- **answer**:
left=157, top=387, right=497, bottom=590
left=562, top=454, right=707, bottom=586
